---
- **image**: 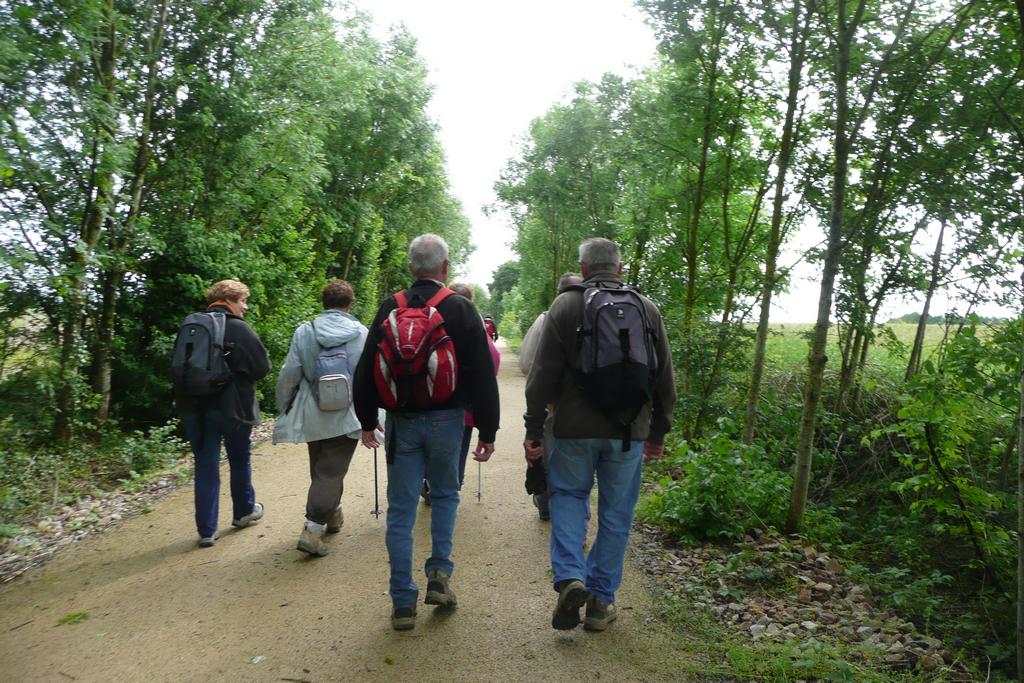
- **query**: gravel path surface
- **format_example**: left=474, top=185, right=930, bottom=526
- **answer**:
left=0, top=346, right=692, bottom=682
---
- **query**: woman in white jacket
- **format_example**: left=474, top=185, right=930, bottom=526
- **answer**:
left=274, top=280, right=368, bottom=556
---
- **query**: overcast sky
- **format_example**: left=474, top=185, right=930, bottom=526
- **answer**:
left=364, top=0, right=656, bottom=282
left=360, top=0, right=1008, bottom=323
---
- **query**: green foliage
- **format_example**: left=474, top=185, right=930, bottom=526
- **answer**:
left=0, top=0, right=473, bottom=437
left=0, top=417, right=188, bottom=524
left=486, top=260, right=520, bottom=325
left=639, top=434, right=793, bottom=542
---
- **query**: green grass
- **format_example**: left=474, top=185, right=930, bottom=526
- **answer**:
left=56, top=611, right=89, bottom=626
left=651, top=589, right=926, bottom=682
left=762, top=323, right=949, bottom=374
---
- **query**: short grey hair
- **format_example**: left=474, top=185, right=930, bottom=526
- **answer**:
left=578, top=238, right=620, bottom=271
left=450, top=282, right=474, bottom=300
left=558, top=272, right=583, bottom=292
left=408, top=234, right=449, bottom=277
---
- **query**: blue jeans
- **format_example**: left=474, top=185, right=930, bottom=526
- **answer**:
left=385, top=408, right=464, bottom=608
left=548, top=437, right=644, bottom=605
left=182, top=413, right=255, bottom=537
left=457, top=425, right=473, bottom=488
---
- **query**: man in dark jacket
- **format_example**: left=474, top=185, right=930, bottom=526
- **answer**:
left=524, top=238, right=676, bottom=632
left=354, top=234, right=500, bottom=631
left=176, top=279, right=272, bottom=547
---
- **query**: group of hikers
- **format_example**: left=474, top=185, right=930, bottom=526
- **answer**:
left=171, top=234, right=676, bottom=633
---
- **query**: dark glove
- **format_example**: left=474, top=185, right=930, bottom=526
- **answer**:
left=525, top=459, right=547, bottom=495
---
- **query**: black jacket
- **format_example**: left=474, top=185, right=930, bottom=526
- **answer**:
left=175, top=306, right=272, bottom=424
left=523, top=271, right=676, bottom=444
left=353, top=280, right=500, bottom=443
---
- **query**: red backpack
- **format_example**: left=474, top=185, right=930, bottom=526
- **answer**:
left=373, top=288, right=459, bottom=410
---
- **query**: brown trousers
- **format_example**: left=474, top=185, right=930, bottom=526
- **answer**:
left=306, top=434, right=358, bottom=524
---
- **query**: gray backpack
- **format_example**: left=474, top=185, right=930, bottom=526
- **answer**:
left=569, top=283, right=658, bottom=444
left=170, top=312, right=232, bottom=396
left=309, top=320, right=352, bottom=412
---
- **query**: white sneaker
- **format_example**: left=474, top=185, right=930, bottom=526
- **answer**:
left=326, top=506, right=344, bottom=534
left=232, top=502, right=264, bottom=528
left=297, top=521, right=328, bottom=556
left=197, top=531, right=219, bottom=548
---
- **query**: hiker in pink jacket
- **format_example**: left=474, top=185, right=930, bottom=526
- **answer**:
left=420, top=282, right=499, bottom=505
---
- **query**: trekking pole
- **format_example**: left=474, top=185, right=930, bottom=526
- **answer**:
left=371, top=447, right=381, bottom=519
left=477, top=460, right=482, bottom=502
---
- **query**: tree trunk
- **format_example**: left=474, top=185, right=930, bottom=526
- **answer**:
left=1017, top=264, right=1023, bottom=683
left=693, top=269, right=738, bottom=438
left=851, top=314, right=878, bottom=410
left=906, top=216, right=947, bottom=381
left=742, top=0, right=809, bottom=444
left=629, top=220, right=649, bottom=287
left=999, top=419, right=1017, bottom=490
left=54, top=0, right=118, bottom=444
left=786, top=0, right=864, bottom=534
left=91, top=0, right=169, bottom=422
left=836, top=319, right=864, bottom=412
left=92, top=267, right=122, bottom=421
left=681, top=0, right=722, bottom=358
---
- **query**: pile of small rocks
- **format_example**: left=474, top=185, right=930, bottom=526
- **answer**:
left=630, top=525, right=968, bottom=678
left=0, top=420, right=275, bottom=584
left=0, top=472, right=188, bottom=583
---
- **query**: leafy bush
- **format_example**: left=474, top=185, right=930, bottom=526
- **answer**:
left=0, top=419, right=189, bottom=524
left=639, top=433, right=793, bottom=541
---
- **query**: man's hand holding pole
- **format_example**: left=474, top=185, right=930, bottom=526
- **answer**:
left=472, top=440, right=494, bottom=462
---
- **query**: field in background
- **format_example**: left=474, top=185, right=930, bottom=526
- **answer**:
left=762, top=322, right=951, bottom=374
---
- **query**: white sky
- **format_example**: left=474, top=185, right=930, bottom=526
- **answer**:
left=360, top=0, right=1014, bottom=323
left=363, top=0, right=657, bottom=285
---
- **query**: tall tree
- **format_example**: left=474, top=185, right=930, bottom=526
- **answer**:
left=742, top=0, right=813, bottom=443
left=786, top=0, right=868, bottom=533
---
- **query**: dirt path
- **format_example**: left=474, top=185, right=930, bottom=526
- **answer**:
left=0, top=347, right=693, bottom=682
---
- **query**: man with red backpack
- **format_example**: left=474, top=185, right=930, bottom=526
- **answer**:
left=354, top=234, right=500, bottom=631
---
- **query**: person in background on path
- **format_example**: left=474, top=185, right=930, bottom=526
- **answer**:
left=450, top=282, right=500, bottom=491
left=273, top=280, right=368, bottom=557
left=483, top=315, right=498, bottom=342
left=519, top=272, right=583, bottom=521
left=354, top=234, right=500, bottom=631
left=174, top=279, right=271, bottom=548
left=524, top=238, right=676, bottom=631
left=418, top=281, right=498, bottom=504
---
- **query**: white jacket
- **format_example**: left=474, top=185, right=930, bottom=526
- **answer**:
left=273, top=310, right=367, bottom=444
left=518, top=311, right=547, bottom=376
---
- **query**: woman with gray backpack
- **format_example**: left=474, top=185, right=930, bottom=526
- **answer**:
left=273, top=280, right=369, bottom=556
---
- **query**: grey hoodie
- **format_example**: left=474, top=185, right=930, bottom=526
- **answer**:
left=273, top=310, right=368, bottom=444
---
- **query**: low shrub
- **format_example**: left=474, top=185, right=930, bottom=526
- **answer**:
left=639, top=433, right=793, bottom=542
left=0, top=419, right=189, bottom=524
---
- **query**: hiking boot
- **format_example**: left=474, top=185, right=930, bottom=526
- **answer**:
left=297, top=522, right=328, bottom=556
left=533, top=494, right=550, bottom=521
left=551, top=579, right=589, bottom=630
left=197, top=531, right=219, bottom=548
left=424, top=568, right=457, bottom=607
left=583, top=595, right=617, bottom=631
left=421, top=481, right=431, bottom=507
left=391, top=606, right=417, bottom=631
left=326, top=506, right=344, bottom=534
left=232, top=502, right=264, bottom=528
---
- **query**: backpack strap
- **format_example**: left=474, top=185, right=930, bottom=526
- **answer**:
left=425, top=287, right=456, bottom=309
left=391, top=287, right=454, bottom=310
